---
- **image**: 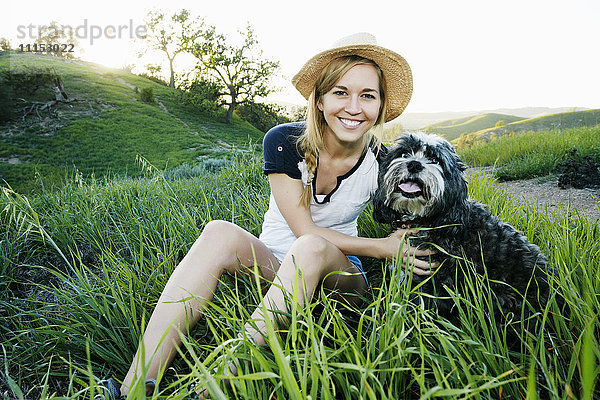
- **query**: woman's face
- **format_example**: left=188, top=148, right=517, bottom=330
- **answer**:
left=317, top=63, right=382, bottom=148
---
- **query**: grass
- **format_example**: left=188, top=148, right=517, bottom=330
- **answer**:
left=1, top=147, right=599, bottom=399
left=0, top=52, right=264, bottom=193
left=457, top=125, right=600, bottom=180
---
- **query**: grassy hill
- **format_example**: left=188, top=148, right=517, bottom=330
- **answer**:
left=454, top=109, right=600, bottom=148
left=423, top=113, right=525, bottom=140
left=0, top=52, right=264, bottom=193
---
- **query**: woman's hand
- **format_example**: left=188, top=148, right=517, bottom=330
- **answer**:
left=384, top=228, right=440, bottom=276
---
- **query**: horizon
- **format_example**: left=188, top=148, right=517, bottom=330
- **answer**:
left=3, top=0, right=599, bottom=115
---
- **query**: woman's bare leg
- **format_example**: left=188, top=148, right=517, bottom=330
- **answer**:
left=244, top=234, right=367, bottom=345
left=120, top=220, right=280, bottom=394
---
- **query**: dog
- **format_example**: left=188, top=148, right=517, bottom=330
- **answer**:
left=373, top=132, right=553, bottom=322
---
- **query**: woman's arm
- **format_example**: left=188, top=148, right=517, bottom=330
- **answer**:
left=268, top=173, right=435, bottom=272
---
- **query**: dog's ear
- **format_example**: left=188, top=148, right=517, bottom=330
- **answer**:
left=372, top=184, right=395, bottom=223
left=372, top=151, right=394, bottom=223
left=438, top=140, right=466, bottom=171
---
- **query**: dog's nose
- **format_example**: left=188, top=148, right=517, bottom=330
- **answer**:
left=407, top=160, right=424, bottom=173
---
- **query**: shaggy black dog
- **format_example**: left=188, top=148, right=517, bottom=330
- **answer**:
left=373, top=132, right=553, bottom=321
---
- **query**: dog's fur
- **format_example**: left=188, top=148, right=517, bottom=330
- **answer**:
left=373, top=132, right=552, bottom=320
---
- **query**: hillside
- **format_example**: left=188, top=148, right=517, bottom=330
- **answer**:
left=395, top=107, right=589, bottom=130
left=453, top=109, right=600, bottom=147
left=423, top=113, right=525, bottom=140
left=0, top=52, right=264, bottom=193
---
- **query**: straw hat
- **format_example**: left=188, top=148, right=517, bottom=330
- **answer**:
left=292, top=32, right=413, bottom=122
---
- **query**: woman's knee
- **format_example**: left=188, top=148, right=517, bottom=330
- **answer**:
left=200, top=220, right=237, bottom=240
left=288, top=234, right=334, bottom=277
left=188, top=220, right=243, bottom=271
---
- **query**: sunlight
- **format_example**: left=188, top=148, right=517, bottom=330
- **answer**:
left=79, top=41, right=136, bottom=69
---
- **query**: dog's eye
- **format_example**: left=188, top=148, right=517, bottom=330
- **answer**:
left=428, top=157, right=440, bottom=165
left=401, top=152, right=412, bottom=158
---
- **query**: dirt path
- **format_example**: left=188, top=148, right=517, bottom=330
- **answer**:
left=496, top=176, right=599, bottom=222
left=468, top=169, right=600, bottom=222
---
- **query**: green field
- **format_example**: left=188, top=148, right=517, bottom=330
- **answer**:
left=458, top=125, right=600, bottom=180
left=0, top=52, right=264, bottom=193
left=1, top=147, right=598, bottom=399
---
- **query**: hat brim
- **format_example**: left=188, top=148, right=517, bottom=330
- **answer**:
left=292, top=44, right=413, bottom=122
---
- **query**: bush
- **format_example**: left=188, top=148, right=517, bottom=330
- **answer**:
left=140, top=87, right=155, bottom=103
left=177, top=76, right=223, bottom=117
left=164, top=158, right=228, bottom=180
left=235, top=102, right=291, bottom=132
left=0, top=66, right=63, bottom=122
left=3, top=65, right=57, bottom=98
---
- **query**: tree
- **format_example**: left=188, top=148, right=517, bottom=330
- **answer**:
left=177, top=74, right=223, bottom=117
left=34, top=21, right=79, bottom=59
left=0, top=37, right=11, bottom=51
left=145, top=63, right=163, bottom=79
left=188, top=24, right=279, bottom=124
left=382, top=122, right=405, bottom=143
left=140, top=9, right=204, bottom=88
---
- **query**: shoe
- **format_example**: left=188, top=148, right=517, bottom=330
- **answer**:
left=95, top=378, right=123, bottom=400
left=144, top=379, right=158, bottom=397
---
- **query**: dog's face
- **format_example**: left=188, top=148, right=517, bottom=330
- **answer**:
left=374, top=132, right=468, bottom=224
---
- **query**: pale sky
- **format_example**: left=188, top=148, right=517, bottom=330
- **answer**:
left=3, top=0, right=599, bottom=114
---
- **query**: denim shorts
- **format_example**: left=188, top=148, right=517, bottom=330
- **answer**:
left=347, top=255, right=368, bottom=285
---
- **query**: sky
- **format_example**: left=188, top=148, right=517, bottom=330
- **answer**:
left=3, top=0, right=599, bottom=114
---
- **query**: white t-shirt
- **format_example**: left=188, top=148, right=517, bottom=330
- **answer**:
left=259, top=122, right=386, bottom=262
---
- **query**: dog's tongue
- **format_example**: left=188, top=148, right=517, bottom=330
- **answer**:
left=399, top=181, right=421, bottom=193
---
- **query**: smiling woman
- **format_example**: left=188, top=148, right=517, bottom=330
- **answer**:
left=317, top=63, right=382, bottom=148
left=295, top=56, right=387, bottom=208
left=92, top=32, right=438, bottom=399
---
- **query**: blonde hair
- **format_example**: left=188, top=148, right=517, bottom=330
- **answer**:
left=297, top=56, right=387, bottom=208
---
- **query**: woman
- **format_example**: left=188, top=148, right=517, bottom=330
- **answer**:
left=98, top=32, right=437, bottom=398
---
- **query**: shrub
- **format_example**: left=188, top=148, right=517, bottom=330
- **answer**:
left=140, top=87, right=155, bottom=103
left=235, top=102, right=291, bottom=132
left=3, top=65, right=57, bottom=97
left=177, top=76, right=223, bottom=117
left=0, top=66, right=63, bottom=122
left=164, top=158, right=229, bottom=180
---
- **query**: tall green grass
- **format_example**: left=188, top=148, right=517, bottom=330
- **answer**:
left=1, top=153, right=598, bottom=399
left=458, top=126, right=600, bottom=180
